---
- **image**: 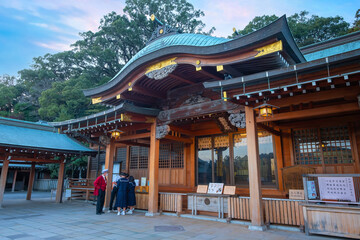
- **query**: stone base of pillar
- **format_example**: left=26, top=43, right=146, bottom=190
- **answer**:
left=145, top=212, right=160, bottom=217
left=248, top=225, right=267, bottom=231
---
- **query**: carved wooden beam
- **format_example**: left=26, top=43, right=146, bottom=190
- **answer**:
left=228, top=112, right=246, bottom=128
left=156, top=125, right=170, bottom=139
left=158, top=99, right=244, bottom=123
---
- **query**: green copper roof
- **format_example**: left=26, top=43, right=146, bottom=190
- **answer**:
left=112, top=33, right=230, bottom=79
left=0, top=117, right=95, bottom=153
left=304, top=40, right=360, bottom=61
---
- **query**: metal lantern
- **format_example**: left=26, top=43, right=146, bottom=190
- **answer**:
left=254, top=103, right=279, bottom=117
left=110, top=128, right=123, bottom=139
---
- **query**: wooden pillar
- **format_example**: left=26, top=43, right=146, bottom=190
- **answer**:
left=274, top=130, right=284, bottom=192
left=104, top=139, right=115, bottom=209
left=147, top=121, right=160, bottom=216
left=11, top=169, right=18, bottom=192
left=55, top=161, right=65, bottom=203
left=0, top=157, right=10, bottom=208
left=26, top=163, right=35, bottom=200
left=245, top=106, right=266, bottom=231
left=190, top=137, right=196, bottom=188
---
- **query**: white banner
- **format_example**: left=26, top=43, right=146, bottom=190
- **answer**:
left=318, top=177, right=356, bottom=202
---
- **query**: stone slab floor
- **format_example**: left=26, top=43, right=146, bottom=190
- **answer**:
left=0, top=198, right=337, bottom=240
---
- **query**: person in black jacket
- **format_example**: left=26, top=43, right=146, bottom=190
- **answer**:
left=114, top=172, right=129, bottom=216
left=127, top=176, right=136, bottom=214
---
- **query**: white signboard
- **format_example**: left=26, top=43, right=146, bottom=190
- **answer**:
left=318, top=177, right=356, bottom=202
left=207, top=183, right=224, bottom=194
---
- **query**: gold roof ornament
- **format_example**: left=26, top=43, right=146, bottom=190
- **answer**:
left=255, top=40, right=283, bottom=58
left=145, top=57, right=177, bottom=80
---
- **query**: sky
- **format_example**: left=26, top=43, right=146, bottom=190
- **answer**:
left=0, top=0, right=357, bottom=77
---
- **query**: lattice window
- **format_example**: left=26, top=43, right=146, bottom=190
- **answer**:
left=116, top=147, right=127, bottom=170
left=171, top=143, right=184, bottom=168
left=159, top=143, right=171, bottom=168
left=159, top=143, right=184, bottom=169
left=293, top=128, right=321, bottom=165
left=293, top=126, right=353, bottom=165
left=129, top=146, right=149, bottom=169
left=138, top=147, right=149, bottom=169
left=320, top=126, right=352, bottom=164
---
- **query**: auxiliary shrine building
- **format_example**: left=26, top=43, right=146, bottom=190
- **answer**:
left=47, top=15, right=359, bottom=235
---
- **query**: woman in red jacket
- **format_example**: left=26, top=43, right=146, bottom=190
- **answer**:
left=94, top=169, right=108, bottom=215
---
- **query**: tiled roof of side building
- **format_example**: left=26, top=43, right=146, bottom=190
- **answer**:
left=0, top=117, right=95, bottom=153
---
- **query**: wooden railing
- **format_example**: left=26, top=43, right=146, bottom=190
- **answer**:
left=159, top=192, right=186, bottom=214
left=228, top=196, right=305, bottom=227
left=68, top=178, right=95, bottom=201
left=227, top=196, right=251, bottom=220
left=263, top=198, right=304, bottom=226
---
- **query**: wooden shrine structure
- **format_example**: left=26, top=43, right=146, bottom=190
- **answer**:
left=0, top=117, right=96, bottom=207
left=50, top=16, right=360, bottom=232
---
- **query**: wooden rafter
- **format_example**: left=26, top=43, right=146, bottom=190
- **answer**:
left=168, top=73, right=195, bottom=85
left=132, top=85, right=166, bottom=99
left=164, top=135, right=193, bottom=144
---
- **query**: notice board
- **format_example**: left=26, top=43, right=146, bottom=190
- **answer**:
left=318, top=177, right=356, bottom=202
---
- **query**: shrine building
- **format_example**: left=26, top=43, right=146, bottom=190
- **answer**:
left=29, top=15, right=360, bottom=236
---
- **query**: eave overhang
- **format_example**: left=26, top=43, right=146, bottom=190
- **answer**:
left=83, top=15, right=305, bottom=99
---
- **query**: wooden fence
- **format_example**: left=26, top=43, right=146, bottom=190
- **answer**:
left=227, top=196, right=304, bottom=226
left=159, top=192, right=186, bottom=214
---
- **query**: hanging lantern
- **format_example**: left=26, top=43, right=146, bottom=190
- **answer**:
left=110, top=127, right=123, bottom=139
left=254, top=102, right=279, bottom=117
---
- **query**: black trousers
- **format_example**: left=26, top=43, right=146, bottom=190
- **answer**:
left=96, top=189, right=105, bottom=214
left=109, top=186, right=118, bottom=210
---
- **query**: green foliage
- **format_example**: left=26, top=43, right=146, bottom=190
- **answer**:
left=1, top=0, right=213, bottom=122
left=349, top=9, right=360, bottom=33
left=232, top=11, right=350, bottom=47
left=47, top=156, right=89, bottom=179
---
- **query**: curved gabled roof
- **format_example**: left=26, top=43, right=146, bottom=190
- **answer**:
left=84, top=15, right=305, bottom=97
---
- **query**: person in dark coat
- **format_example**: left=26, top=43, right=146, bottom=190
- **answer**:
left=115, top=172, right=129, bottom=215
left=94, top=169, right=108, bottom=215
left=127, top=176, right=136, bottom=214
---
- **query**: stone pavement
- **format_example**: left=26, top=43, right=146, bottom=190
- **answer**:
left=0, top=198, right=336, bottom=240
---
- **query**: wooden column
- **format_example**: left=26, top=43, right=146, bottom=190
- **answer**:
left=274, top=130, right=284, bottom=192
left=26, top=163, right=35, bottom=200
left=147, top=121, right=160, bottom=216
left=104, top=139, right=115, bottom=209
left=55, top=161, right=65, bottom=203
left=245, top=106, right=266, bottom=231
left=11, top=169, right=18, bottom=192
left=0, top=157, right=9, bottom=208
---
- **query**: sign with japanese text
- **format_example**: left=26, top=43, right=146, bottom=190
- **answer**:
left=318, top=177, right=356, bottom=202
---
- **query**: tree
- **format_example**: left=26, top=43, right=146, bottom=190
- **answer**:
left=37, top=0, right=214, bottom=122
left=232, top=11, right=350, bottom=47
left=349, top=9, right=360, bottom=33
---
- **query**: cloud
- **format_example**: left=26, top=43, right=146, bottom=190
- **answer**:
left=33, top=41, right=73, bottom=52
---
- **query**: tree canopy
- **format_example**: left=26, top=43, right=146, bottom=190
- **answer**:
left=233, top=11, right=351, bottom=47
left=1, top=4, right=359, bottom=124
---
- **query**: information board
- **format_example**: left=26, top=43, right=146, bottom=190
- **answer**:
left=318, top=177, right=356, bottom=202
left=207, top=183, right=224, bottom=194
